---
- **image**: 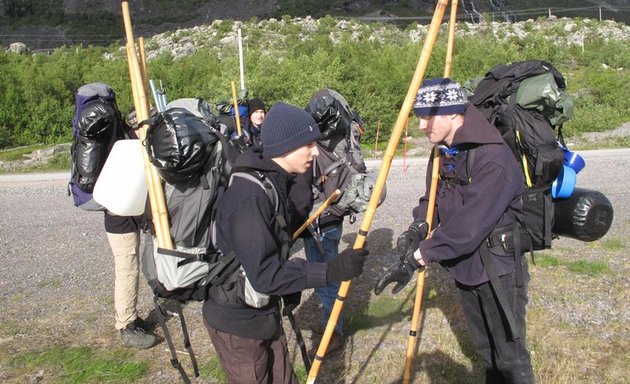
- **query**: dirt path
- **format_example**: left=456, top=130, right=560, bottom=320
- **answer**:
left=1, top=150, right=629, bottom=383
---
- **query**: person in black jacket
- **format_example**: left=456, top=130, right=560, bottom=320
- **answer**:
left=375, top=78, right=535, bottom=383
left=204, top=102, right=368, bottom=384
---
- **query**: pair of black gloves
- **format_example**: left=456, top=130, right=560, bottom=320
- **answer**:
left=282, top=220, right=428, bottom=315
left=282, top=246, right=369, bottom=316
left=320, top=219, right=429, bottom=294
left=374, top=221, right=429, bottom=295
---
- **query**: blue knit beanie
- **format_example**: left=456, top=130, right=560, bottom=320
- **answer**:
left=413, top=78, right=466, bottom=116
left=261, top=102, right=322, bottom=157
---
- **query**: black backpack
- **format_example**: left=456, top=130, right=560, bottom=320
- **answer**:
left=68, top=82, right=128, bottom=210
left=467, top=60, right=575, bottom=250
left=305, top=89, right=384, bottom=223
left=141, top=104, right=277, bottom=382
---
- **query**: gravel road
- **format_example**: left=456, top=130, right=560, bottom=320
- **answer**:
left=1, top=149, right=628, bottom=383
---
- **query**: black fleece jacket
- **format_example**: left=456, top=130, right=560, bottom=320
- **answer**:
left=202, top=148, right=327, bottom=339
left=413, top=103, right=525, bottom=286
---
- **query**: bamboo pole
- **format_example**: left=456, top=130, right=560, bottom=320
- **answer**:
left=306, top=1, right=450, bottom=382
left=231, top=80, right=243, bottom=137
left=121, top=1, right=172, bottom=249
left=292, top=190, right=341, bottom=241
left=403, top=1, right=458, bottom=382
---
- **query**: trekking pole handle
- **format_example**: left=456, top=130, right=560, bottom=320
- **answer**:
left=292, top=189, right=341, bottom=240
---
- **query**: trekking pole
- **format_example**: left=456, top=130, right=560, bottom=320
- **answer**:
left=121, top=1, right=173, bottom=250
left=283, top=188, right=341, bottom=372
left=403, top=2, right=458, bottom=383
left=306, top=2, right=450, bottom=383
left=149, top=80, right=164, bottom=112
left=292, top=189, right=341, bottom=240
left=230, top=80, right=243, bottom=137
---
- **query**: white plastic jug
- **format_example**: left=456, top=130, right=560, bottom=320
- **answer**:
left=93, top=139, right=148, bottom=216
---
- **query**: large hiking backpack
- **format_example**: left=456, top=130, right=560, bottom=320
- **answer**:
left=468, top=60, right=575, bottom=249
left=216, top=99, right=248, bottom=137
left=68, top=82, right=127, bottom=210
left=305, top=89, right=384, bottom=222
left=141, top=103, right=279, bottom=382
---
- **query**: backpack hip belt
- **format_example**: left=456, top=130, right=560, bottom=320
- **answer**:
left=479, top=223, right=529, bottom=341
left=485, top=224, right=533, bottom=257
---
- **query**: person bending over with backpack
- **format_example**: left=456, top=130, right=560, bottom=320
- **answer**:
left=204, top=102, right=368, bottom=384
left=375, top=78, right=535, bottom=383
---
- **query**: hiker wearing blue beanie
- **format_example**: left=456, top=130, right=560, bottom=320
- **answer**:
left=204, top=102, right=368, bottom=384
left=376, top=78, right=535, bottom=383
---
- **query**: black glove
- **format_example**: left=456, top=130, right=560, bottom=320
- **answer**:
left=229, top=135, right=248, bottom=153
left=326, top=248, right=368, bottom=283
left=396, top=221, right=429, bottom=259
left=374, top=250, right=423, bottom=295
left=281, top=292, right=302, bottom=316
left=374, top=221, right=428, bottom=295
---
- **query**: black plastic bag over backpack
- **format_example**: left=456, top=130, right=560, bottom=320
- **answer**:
left=305, top=88, right=354, bottom=140
left=145, top=107, right=218, bottom=186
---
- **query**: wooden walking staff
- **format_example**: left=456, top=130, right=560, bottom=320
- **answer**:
left=306, top=1, right=450, bottom=383
left=121, top=1, right=173, bottom=249
left=403, top=1, right=459, bottom=383
left=292, top=190, right=341, bottom=240
left=231, top=80, right=243, bottom=137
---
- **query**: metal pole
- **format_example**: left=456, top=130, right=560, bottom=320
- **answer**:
left=238, top=28, right=246, bottom=92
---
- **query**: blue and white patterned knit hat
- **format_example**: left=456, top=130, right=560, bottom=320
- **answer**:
left=413, top=78, right=466, bottom=116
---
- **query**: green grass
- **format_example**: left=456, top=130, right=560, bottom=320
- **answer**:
left=534, top=254, right=610, bottom=277
left=199, top=356, right=228, bottom=383
left=348, top=294, right=413, bottom=331
left=7, top=345, right=149, bottom=383
left=599, top=237, right=625, bottom=251
left=35, top=278, right=62, bottom=289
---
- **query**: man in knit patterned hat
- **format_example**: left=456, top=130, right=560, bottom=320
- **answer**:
left=204, top=102, right=368, bottom=384
left=375, top=78, right=535, bottom=383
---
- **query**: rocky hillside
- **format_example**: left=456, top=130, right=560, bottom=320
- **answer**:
left=1, top=0, right=628, bottom=50
left=137, top=15, right=629, bottom=62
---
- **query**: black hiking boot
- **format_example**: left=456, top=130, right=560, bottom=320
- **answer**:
left=120, top=319, right=157, bottom=349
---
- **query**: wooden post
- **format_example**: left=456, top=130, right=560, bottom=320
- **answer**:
left=306, top=1, right=450, bottom=382
left=121, top=1, right=172, bottom=249
left=374, top=121, right=381, bottom=156
left=403, top=1, right=458, bottom=382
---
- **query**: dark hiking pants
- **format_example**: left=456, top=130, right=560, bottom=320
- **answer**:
left=204, top=320, right=298, bottom=384
left=456, top=258, right=535, bottom=384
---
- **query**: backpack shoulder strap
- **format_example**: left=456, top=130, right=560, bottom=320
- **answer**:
left=229, top=171, right=279, bottom=213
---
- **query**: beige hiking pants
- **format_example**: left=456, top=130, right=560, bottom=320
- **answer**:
left=106, top=232, right=141, bottom=330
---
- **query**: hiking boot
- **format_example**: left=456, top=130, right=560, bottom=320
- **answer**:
left=309, top=329, right=345, bottom=356
left=120, top=321, right=157, bottom=349
left=327, top=331, right=345, bottom=354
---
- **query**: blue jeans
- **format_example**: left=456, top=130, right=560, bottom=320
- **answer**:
left=304, top=223, right=343, bottom=335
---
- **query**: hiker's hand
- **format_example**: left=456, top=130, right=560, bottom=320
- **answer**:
left=282, top=292, right=302, bottom=316
left=374, top=249, right=424, bottom=295
left=230, top=135, right=248, bottom=153
left=326, top=248, right=368, bottom=283
left=396, top=221, right=429, bottom=259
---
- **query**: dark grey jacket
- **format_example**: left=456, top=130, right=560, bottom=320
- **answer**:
left=203, top=148, right=327, bottom=339
left=413, top=103, right=525, bottom=286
